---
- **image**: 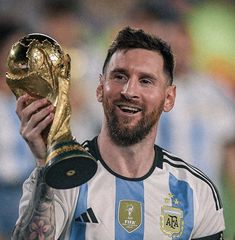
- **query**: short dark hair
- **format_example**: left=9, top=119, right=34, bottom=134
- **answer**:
left=102, top=27, right=175, bottom=84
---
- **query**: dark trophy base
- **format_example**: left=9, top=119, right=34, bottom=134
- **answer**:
left=44, top=140, right=98, bottom=189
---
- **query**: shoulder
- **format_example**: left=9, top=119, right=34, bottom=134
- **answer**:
left=157, top=146, right=223, bottom=211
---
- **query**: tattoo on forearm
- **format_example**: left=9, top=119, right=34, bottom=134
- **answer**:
left=12, top=168, right=56, bottom=240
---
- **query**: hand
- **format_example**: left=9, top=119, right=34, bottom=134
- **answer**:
left=16, top=94, right=55, bottom=166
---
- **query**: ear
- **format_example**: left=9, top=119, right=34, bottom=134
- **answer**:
left=96, top=74, right=104, bottom=102
left=163, top=85, right=176, bottom=112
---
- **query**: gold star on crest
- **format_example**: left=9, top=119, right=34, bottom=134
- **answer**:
left=174, top=198, right=180, bottom=205
left=164, top=198, right=170, bottom=204
left=168, top=193, right=174, bottom=199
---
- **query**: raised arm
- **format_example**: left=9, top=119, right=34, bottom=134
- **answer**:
left=12, top=94, right=56, bottom=239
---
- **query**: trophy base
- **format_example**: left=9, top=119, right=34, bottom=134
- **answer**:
left=44, top=141, right=98, bottom=189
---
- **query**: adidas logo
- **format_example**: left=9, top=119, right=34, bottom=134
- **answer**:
left=75, top=208, right=99, bottom=223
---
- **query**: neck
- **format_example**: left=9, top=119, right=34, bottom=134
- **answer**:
left=97, top=124, right=157, bottom=178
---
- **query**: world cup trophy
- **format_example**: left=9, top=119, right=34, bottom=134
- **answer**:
left=6, top=33, right=97, bottom=189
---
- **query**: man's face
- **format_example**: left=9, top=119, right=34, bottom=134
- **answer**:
left=97, top=48, right=175, bottom=146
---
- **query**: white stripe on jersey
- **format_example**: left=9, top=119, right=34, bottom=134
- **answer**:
left=162, top=150, right=222, bottom=210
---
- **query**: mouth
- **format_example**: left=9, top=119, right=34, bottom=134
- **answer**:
left=117, top=104, right=142, bottom=114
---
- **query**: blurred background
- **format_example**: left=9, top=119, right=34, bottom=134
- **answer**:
left=0, top=0, right=235, bottom=239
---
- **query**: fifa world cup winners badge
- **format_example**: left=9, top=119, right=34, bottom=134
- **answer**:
left=118, top=200, right=142, bottom=233
left=6, top=34, right=97, bottom=189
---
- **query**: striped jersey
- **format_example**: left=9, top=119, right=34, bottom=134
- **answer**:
left=19, top=137, right=225, bottom=239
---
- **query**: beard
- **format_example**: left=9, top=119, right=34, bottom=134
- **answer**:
left=102, top=97, right=163, bottom=146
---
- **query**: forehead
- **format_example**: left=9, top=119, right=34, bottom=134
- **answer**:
left=107, top=48, right=164, bottom=74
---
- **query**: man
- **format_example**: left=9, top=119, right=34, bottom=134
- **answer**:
left=12, top=27, right=224, bottom=239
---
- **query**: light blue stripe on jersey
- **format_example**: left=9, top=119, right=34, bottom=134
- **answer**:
left=115, top=178, right=144, bottom=240
left=69, top=183, right=88, bottom=240
left=169, top=173, right=194, bottom=239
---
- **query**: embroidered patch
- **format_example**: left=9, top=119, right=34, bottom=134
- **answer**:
left=160, top=205, right=184, bottom=237
left=118, top=200, right=142, bottom=233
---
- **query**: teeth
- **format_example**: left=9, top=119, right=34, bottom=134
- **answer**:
left=119, top=106, right=140, bottom=113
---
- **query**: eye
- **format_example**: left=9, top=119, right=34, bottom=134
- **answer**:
left=113, top=73, right=127, bottom=81
left=140, top=78, right=153, bottom=85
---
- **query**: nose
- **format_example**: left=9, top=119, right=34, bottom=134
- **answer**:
left=121, top=78, right=139, bottom=99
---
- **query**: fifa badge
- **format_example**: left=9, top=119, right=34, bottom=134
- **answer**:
left=118, top=200, right=142, bottom=233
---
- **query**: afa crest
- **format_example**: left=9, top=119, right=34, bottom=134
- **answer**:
left=160, top=205, right=184, bottom=237
left=118, top=200, right=142, bottom=233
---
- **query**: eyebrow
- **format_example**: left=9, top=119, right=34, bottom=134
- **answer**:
left=109, top=68, right=129, bottom=76
left=139, top=72, right=158, bottom=81
left=109, top=67, right=158, bottom=80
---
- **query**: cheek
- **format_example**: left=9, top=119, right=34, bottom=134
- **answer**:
left=103, top=82, right=121, bottom=99
left=145, top=92, right=165, bottom=106
left=144, top=92, right=166, bottom=109
left=103, top=82, right=111, bottom=92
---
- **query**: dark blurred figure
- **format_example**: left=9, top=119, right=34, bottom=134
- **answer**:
left=37, top=0, right=81, bottom=47
left=0, top=17, right=34, bottom=240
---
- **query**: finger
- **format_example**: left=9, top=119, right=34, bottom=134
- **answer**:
left=20, top=98, right=50, bottom=124
left=27, top=104, right=55, bottom=131
left=22, top=112, right=54, bottom=142
left=16, top=94, right=40, bottom=120
left=22, top=113, right=54, bottom=161
left=16, top=94, right=30, bottom=119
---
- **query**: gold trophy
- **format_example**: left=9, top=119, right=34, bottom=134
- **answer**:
left=6, top=33, right=97, bottom=189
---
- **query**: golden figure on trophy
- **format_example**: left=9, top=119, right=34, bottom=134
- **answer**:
left=6, top=34, right=97, bottom=189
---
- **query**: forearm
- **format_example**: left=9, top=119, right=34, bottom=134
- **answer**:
left=12, top=167, right=56, bottom=240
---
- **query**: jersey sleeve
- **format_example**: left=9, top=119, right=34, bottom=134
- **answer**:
left=192, top=176, right=225, bottom=238
left=192, top=231, right=224, bottom=239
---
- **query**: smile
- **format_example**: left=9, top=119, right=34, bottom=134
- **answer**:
left=117, top=104, right=142, bottom=114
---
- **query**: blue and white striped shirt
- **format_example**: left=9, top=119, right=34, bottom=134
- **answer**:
left=20, top=137, right=224, bottom=239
